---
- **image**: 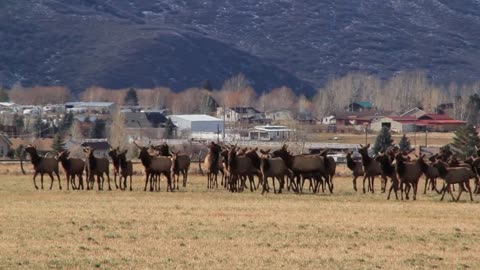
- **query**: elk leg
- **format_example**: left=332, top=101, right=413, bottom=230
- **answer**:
left=413, top=182, right=418, bottom=201
left=261, top=176, right=268, bottom=195
left=424, top=177, right=429, bottom=194
left=466, top=181, right=473, bottom=201
left=144, top=174, right=148, bottom=191
left=456, top=183, right=464, bottom=201
left=183, top=170, right=187, bottom=188
left=353, top=176, right=357, bottom=191
left=55, top=171, right=61, bottom=190
left=439, top=184, right=447, bottom=201
left=33, top=172, right=39, bottom=189
left=362, top=175, right=368, bottom=193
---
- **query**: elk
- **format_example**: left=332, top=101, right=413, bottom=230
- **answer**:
left=374, top=152, right=399, bottom=200
left=358, top=144, right=387, bottom=193
left=433, top=160, right=475, bottom=201
left=271, top=144, right=327, bottom=193
left=117, top=149, right=133, bottom=191
left=83, top=147, right=111, bottom=190
left=259, top=149, right=290, bottom=194
left=319, top=149, right=336, bottom=193
left=346, top=151, right=368, bottom=191
left=154, top=143, right=191, bottom=190
left=134, top=141, right=173, bottom=192
left=423, top=161, right=440, bottom=194
left=199, top=142, right=224, bottom=189
left=21, top=144, right=62, bottom=190
left=57, top=150, right=86, bottom=190
left=107, top=147, right=121, bottom=189
left=225, top=145, right=261, bottom=192
left=394, top=153, right=428, bottom=200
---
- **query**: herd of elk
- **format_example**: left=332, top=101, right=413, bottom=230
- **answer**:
left=18, top=141, right=480, bottom=202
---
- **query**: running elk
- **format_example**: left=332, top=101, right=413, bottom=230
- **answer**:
left=433, top=160, right=475, bottom=201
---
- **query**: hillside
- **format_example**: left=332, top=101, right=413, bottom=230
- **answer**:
left=2, top=0, right=480, bottom=96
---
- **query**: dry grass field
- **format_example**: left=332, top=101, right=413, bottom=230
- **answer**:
left=1, top=161, right=480, bottom=270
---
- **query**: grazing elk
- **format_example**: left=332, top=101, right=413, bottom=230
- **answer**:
left=83, top=147, right=111, bottom=190
left=117, top=149, right=133, bottom=191
left=271, top=144, right=327, bottom=193
left=21, top=144, right=62, bottom=190
left=134, top=141, right=173, bottom=192
left=107, top=147, right=121, bottom=189
left=199, top=142, right=224, bottom=189
left=358, top=144, right=387, bottom=193
left=57, top=150, right=86, bottom=190
left=433, top=160, right=476, bottom=201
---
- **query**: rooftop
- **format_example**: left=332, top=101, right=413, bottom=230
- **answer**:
left=170, top=114, right=222, bottom=121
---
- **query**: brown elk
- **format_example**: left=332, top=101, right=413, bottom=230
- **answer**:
left=21, top=144, right=62, bottom=190
left=199, top=142, right=224, bottom=189
left=433, top=160, right=475, bottom=201
left=154, top=143, right=191, bottom=189
left=259, top=149, right=290, bottom=194
left=225, top=145, right=261, bottom=192
left=117, top=149, right=133, bottom=191
left=271, top=144, right=327, bottom=193
left=346, top=151, right=368, bottom=191
left=319, top=149, right=336, bottom=193
left=134, top=141, right=173, bottom=192
left=394, top=153, right=429, bottom=200
left=83, top=147, right=111, bottom=190
left=374, top=152, right=399, bottom=200
left=57, top=150, right=86, bottom=190
left=358, top=144, right=387, bottom=193
left=107, top=147, right=121, bottom=189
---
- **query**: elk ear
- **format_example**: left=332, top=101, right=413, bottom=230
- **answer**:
left=366, top=143, right=370, bottom=148
left=83, top=147, right=88, bottom=153
left=359, top=144, right=363, bottom=148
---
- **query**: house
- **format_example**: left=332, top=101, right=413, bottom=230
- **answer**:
left=244, top=125, right=295, bottom=141
left=169, top=114, right=224, bottom=134
left=345, top=101, right=374, bottom=112
left=265, top=109, right=294, bottom=122
left=401, top=107, right=426, bottom=118
left=335, top=111, right=394, bottom=127
left=123, top=111, right=168, bottom=141
left=370, top=116, right=418, bottom=133
left=0, top=102, right=20, bottom=113
left=65, top=102, right=116, bottom=114
left=216, top=107, right=265, bottom=123
left=81, top=139, right=111, bottom=157
left=322, top=115, right=336, bottom=125
left=370, top=113, right=466, bottom=133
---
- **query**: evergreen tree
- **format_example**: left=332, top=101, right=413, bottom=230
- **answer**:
left=372, top=127, right=394, bottom=154
left=451, top=124, right=480, bottom=159
left=201, top=94, right=218, bottom=114
left=124, top=87, right=139, bottom=106
left=52, top=134, right=66, bottom=153
left=59, top=112, right=74, bottom=135
left=13, top=114, right=24, bottom=136
left=398, top=134, right=412, bottom=152
left=201, top=80, right=213, bottom=91
left=164, top=118, right=176, bottom=139
left=90, top=119, right=106, bottom=138
left=0, top=87, right=9, bottom=102
left=33, top=117, right=43, bottom=138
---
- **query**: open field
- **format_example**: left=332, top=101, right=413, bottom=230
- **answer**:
left=1, top=167, right=480, bottom=270
left=308, top=131, right=454, bottom=147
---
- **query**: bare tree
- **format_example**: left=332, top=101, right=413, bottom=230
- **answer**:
left=109, top=109, right=128, bottom=147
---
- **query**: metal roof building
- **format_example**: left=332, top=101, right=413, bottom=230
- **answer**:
left=169, top=114, right=224, bottom=133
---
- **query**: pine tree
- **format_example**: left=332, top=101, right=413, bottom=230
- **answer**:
left=164, top=118, right=176, bottom=139
left=201, top=80, right=213, bottom=91
left=124, top=88, right=139, bottom=106
left=52, top=134, right=66, bottom=153
left=59, top=112, right=74, bottom=135
left=0, top=87, right=9, bottom=102
left=451, top=124, right=480, bottom=159
left=90, top=119, right=106, bottom=138
left=372, top=127, right=394, bottom=154
left=398, top=134, right=412, bottom=152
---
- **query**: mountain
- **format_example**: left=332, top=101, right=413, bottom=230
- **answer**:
left=2, top=0, right=480, bottom=96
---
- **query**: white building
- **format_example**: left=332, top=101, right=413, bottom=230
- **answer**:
left=169, top=114, right=224, bottom=134
left=246, top=125, right=295, bottom=141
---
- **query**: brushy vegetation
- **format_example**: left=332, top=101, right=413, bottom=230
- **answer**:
left=1, top=171, right=480, bottom=269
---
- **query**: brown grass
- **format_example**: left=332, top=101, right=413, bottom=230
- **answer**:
left=1, top=166, right=480, bottom=269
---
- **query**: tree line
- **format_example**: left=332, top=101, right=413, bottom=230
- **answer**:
left=3, top=71, right=480, bottom=123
